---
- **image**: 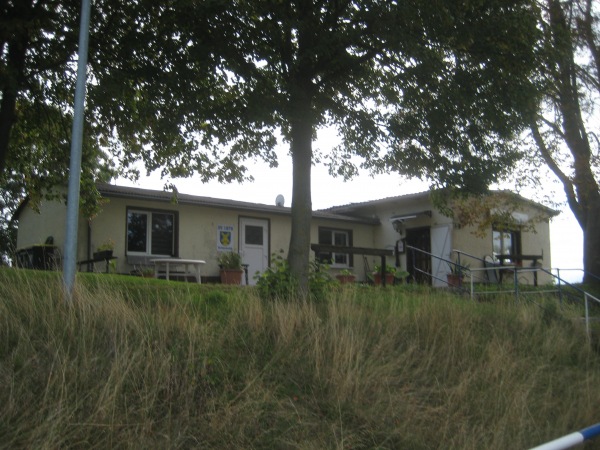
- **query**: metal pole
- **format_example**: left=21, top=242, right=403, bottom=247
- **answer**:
left=556, top=268, right=563, bottom=305
left=529, top=422, right=600, bottom=450
left=63, top=0, right=92, bottom=301
left=514, top=267, right=519, bottom=303
left=585, top=294, right=590, bottom=340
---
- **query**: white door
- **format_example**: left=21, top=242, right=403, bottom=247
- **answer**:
left=431, top=224, right=452, bottom=287
left=240, top=218, right=269, bottom=285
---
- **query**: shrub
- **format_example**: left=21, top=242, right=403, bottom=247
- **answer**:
left=255, top=253, right=336, bottom=301
left=255, top=252, right=297, bottom=300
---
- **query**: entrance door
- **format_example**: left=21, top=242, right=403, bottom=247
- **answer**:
left=405, top=227, right=431, bottom=284
left=240, top=218, right=269, bottom=285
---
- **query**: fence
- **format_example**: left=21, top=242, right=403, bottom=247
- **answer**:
left=406, top=246, right=600, bottom=340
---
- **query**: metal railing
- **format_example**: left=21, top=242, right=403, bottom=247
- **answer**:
left=406, top=246, right=600, bottom=339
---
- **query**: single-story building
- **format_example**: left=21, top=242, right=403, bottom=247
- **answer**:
left=14, top=183, right=558, bottom=286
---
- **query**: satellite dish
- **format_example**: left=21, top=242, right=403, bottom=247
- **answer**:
left=275, top=194, right=285, bottom=207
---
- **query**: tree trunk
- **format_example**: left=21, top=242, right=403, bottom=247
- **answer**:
left=0, top=0, right=32, bottom=176
left=0, top=37, right=28, bottom=176
left=287, top=110, right=313, bottom=297
left=535, top=0, right=600, bottom=284
left=582, top=200, right=600, bottom=284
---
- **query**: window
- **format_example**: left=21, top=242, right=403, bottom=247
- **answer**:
left=492, top=227, right=521, bottom=260
left=245, top=225, right=264, bottom=246
left=317, top=227, right=352, bottom=267
left=127, top=209, right=177, bottom=256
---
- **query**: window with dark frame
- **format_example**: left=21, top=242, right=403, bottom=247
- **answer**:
left=492, top=226, right=521, bottom=261
left=127, top=208, right=177, bottom=256
left=317, top=227, right=353, bottom=267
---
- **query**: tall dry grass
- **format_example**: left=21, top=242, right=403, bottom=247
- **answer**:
left=1, top=269, right=599, bottom=449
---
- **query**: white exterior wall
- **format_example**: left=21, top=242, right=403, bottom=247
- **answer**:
left=453, top=206, right=554, bottom=285
left=15, top=188, right=555, bottom=286
left=335, top=193, right=555, bottom=286
left=86, top=196, right=375, bottom=279
left=310, top=218, right=376, bottom=281
left=88, top=196, right=279, bottom=276
left=16, top=199, right=88, bottom=263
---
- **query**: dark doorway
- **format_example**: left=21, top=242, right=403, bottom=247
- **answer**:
left=406, top=227, right=431, bottom=284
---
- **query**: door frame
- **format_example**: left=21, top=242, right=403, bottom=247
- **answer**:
left=239, top=216, right=270, bottom=285
left=405, top=227, right=432, bottom=284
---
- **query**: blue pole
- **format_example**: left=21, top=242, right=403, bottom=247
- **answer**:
left=63, top=0, right=92, bottom=301
left=529, top=423, right=600, bottom=450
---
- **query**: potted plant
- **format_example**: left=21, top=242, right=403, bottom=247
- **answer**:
left=395, top=269, right=410, bottom=284
left=336, top=269, right=356, bottom=284
left=218, top=251, right=244, bottom=285
left=447, top=259, right=470, bottom=287
left=93, top=238, right=115, bottom=261
left=372, top=264, right=396, bottom=285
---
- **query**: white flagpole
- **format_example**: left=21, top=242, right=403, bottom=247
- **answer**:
left=63, top=0, right=92, bottom=301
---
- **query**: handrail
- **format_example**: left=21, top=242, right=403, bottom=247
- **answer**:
left=554, top=267, right=600, bottom=284
left=406, top=244, right=473, bottom=291
left=406, top=245, right=600, bottom=340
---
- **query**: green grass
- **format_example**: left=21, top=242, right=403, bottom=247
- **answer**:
left=1, top=268, right=599, bottom=449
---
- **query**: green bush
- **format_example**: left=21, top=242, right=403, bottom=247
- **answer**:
left=255, top=253, right=336, bottom=301
left=255, top=252, right=297, bottom=300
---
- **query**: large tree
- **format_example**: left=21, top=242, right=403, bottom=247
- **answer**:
left=2, top=1, right=542, bottom=292
left=98, top=1, right=540, bottom=292
left=528, top=0, right=600, bottom=283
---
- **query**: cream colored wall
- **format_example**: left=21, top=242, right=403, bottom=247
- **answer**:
left=310, top=219, right=376, bottom=281
left=16, top=199, right=88, bottom=262
left=452, top=210, right=553, bottom=286
left=89, top=197, right=267, bottom=276
left=16, top=201, right=66, bottom=249
left=88, top=197, right=376, bottom=279
left=335, top=195, right=555, bottom=286
left=354, top=196, right=450, bottom=274
left=17, top=191, right=553, bottom=285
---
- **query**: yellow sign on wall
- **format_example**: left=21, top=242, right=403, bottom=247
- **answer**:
left=217, top=225, right=234, bottom=251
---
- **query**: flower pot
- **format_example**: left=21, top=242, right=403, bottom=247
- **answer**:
left=93, top=250, right=113, bottom=260
left=373, top=273, right=395, bottom=285
left=336, top=274, right=356, bottom=284
left=446, top=273, right=463, bottom=287
left=220, top=269, right=244, bottom=285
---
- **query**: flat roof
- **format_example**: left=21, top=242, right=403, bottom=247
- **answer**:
left=96, top=183, right=381, bottom=225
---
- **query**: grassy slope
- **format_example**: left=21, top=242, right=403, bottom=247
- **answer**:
left=1, top=269, right=599, bottom=449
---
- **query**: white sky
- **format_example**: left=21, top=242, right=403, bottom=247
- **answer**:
left=117, top=131, right=584, bottom=283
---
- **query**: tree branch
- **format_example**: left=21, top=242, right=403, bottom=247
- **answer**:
left=530, top=119, right=584, bottom=225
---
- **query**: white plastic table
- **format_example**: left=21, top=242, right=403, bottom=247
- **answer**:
left=150, top=258, right=206, bottom=284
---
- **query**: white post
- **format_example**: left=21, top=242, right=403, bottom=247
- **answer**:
left=63, top=0, right=92, bottom=301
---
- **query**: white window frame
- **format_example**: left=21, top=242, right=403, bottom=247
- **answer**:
left=126, top=209, right=176, bottom=257
left=318, top=228, right=351, bottom=268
